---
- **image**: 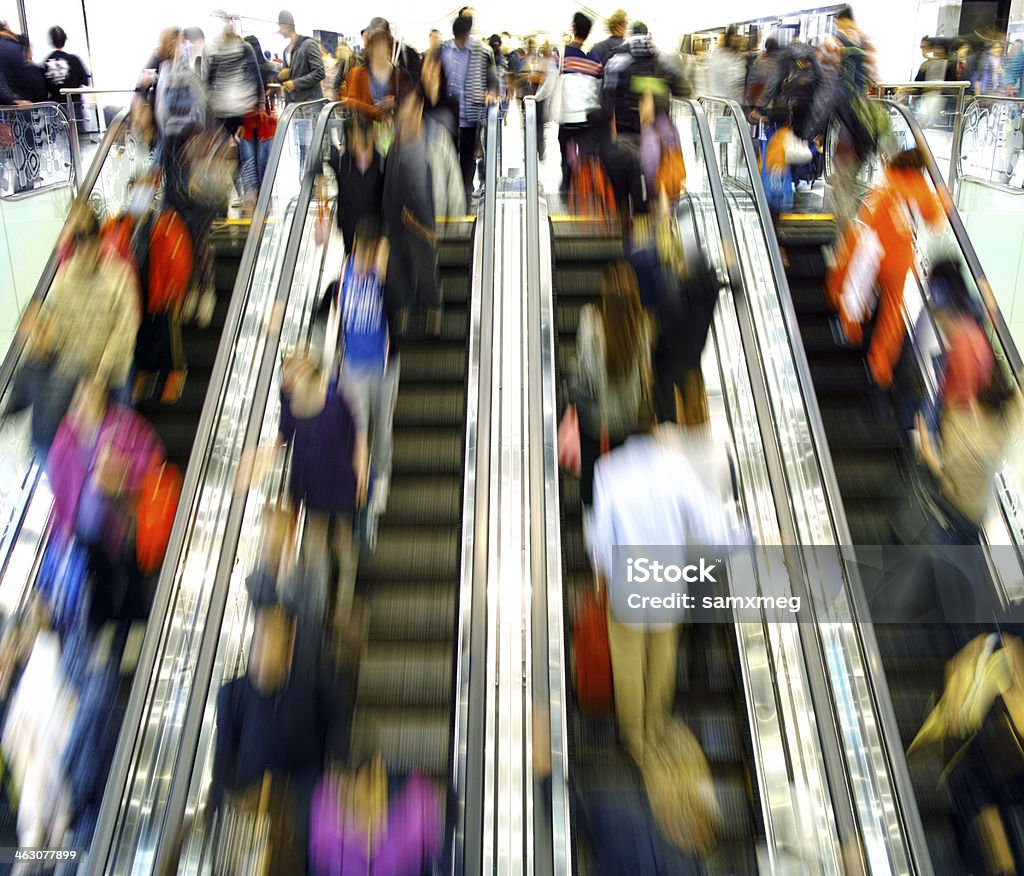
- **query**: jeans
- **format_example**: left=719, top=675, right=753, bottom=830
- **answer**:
left=558, top=122, right=588, bottom=193
left=340, top=357, right=401, bottom=510
left=238, top=134, right=272, bottom=197
left=457, top=124, right=484, bottom=200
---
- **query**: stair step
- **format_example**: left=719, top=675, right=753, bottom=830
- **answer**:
left=385, top=476, right=461, bottom=525
left=357, top=527, right=459, bottom=581
left=363, top=581, right=457, bottom=641
left=350, top=707, right=449, bottom=778
left=357, top=642, right=452, bottom=707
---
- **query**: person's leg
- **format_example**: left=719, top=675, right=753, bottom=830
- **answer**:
left=607, top=611, right=646, bottom=766
left=458, top=126, right=476, bottom=201
left=579, top=427, right=602, bottom=508
left=410, top=234, right=442, bottom=335
left=644, top=626, right=680, bottom=744
left=330, top=514, right=356, bottom=628
left=369, top=355, right=401, bottom=513
left=558, top=125, right=573, bottom=194
left=867, top=263, right=911, bottom=390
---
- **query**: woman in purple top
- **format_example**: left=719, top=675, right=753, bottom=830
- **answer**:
left=279, top=354, right=366, bottom=630
left=309, top=755, right=443, bottom=876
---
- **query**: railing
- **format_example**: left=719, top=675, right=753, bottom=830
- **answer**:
left=59, top=88, right=140, bottom=188
left=954, top=94, right=1024, bottom=193
left=0, top=101, right=73, bottom=199
left=85, top=98, right=326, bottom=876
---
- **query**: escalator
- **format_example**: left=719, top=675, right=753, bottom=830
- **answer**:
left=550, top=216, right=759, bottom=875
left=351, top=221, right=473, bottom=786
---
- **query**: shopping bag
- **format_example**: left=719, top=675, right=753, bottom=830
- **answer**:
left=573, top=590, right=614, bottom=714
left=557, top=405, right=581, bottom=477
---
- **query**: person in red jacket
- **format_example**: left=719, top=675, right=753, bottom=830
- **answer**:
left=826, top=148, right=947, bottom=390
left=339, top=19, right=411, bottom=122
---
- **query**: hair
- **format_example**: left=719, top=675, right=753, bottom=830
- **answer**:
left=453, top=15, right=472, bottom=39
left=928, top=258, right=973, bottom=315
left=49, top=26, right=67, bottom=49
left=630, top=21, right=648, bottom=36
left=430, top=28, right=441, bottom=36
left=572, top=13, right=593, bottom=40
left=888, top=147, right=925, bottom=171
left=345, top=111, right=374, bottom=143
left=354, top=214, right=384, bottom=247
left=599, top=262, right=648, bottom=385
left=764, top=37, right=778, bottom=52
left=836, top=5, right=855, bottom=21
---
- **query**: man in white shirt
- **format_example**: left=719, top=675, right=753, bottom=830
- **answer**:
left=589, top=410, right=741, bottom=767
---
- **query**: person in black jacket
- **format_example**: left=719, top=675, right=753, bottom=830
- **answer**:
left=43, top=26, right=91, bottom=131
left=329, top=112, right=384, bottom=254
left=277, top=10, right=325, bottom=104
left=382, top=86, right=441, bottom=338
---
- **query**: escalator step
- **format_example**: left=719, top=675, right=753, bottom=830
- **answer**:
left=357, top=642, right=453, bottom=707
left=834, top=457, right=905, bottom=499
left=687, top=706, right=746, bottom=765
left=357, top=528, right=458, bottom=581
left=392, top=430, right=464, bottom=475
left=181, top=327, right=222, bottom=370
left=709, top=765, right=756, bottom=840
left=553, top=267, right=607, bottom=297
left=552, top=238, right=624, bottom=262
left=788, top=281, right=832, bottom=316
left=818, top=403, right=903, bottom=450
left=780, top=247, right=829, bottom=280
left=394, top=386, right=466, bottom=427
left=906, top=752, right=956, bottom=815
left=399, top=347, right=467, bottom=383
left=350, top=707, right=449, bottom=778
left=847, top=508, right=897, bottom=544
left=438, top=241, right=473, bottom=268
left=923, top=821, right=964, bottom=871
left=385, top=476, right=461, bottom=525
left=439, top=273, right=470, bottom=305
left=808, top=359, right=875, bottom=395
left=363, top=581, right=456, bottom=641
left=561, top=526, right=590, bottom=575
left=799, top=317, right=863, bottom=358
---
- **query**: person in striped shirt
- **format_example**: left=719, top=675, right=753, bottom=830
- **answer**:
left=559, top=13, right=604, bottom=195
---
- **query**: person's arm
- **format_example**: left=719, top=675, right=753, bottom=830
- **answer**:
left=289, top=40, right=326, bottom=91
left=0, top=66, right=26, bottom=106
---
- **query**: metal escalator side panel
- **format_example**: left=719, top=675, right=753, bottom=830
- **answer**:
left=88, top=98, right=328, bottom=876
left=698, top=96, right=934, bottom=875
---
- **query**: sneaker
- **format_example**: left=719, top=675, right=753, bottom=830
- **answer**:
left=196, top=288, right=217, bottom=329
left=161, top=369, right=187, bottom=405
left=426, top=307, right=443, bottom=339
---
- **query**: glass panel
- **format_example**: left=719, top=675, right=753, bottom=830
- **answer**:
left=0, top=103, right=73, bottom=198
left=876, top=84, right=970, bottom=183
left=958, top=96, right=1024, bottom=188
left=699, top=96, right=913, bottom=874
left=101, top=101, right=325, bottom=874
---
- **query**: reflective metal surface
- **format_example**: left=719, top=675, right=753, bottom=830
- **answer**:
left=0, top=102, right=73, bottom=199
left=87, top=99, right=327, bottom=876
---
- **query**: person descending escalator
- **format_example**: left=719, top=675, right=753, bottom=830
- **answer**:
left=571, top=261, right=653, bottom=525
left=205, top=13, right=263, bottom=138
left=421, top=49, right=466, bottom=220
left=309, top=746, right=444, bottom=876
left=382, top=86, right=442, bottom=338
left=825, top=147, right=947, bottom=392
left=329, top=112, right=385, bottom=256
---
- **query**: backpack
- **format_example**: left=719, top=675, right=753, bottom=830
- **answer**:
left=569, top=155, right=616, bottom=223
left=155, top=58, right=205, bottom=138
left=778, top=54, right=818, bottom=108
left=184, top=131, right=238, bottom=211
left=148, top=210, right=193, bottom=313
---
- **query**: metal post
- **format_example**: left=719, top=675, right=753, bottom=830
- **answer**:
left=949, top=86, right=966, bottom=198
left=65, top=92, right=84, bottom=189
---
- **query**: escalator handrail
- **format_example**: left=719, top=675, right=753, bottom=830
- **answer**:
left=147, top=97, right=330, bottom=874
left=521, top=95, right=572, bottom=876
left=0, top=106, right=130, bottom=400
left=450, top=99, right=499, bottom=876
left=880, top=98, right=1023, bottom=374
left=699, top=95, right=936, bottom=876
left=682, top=96, right=877, bottom=870
left=86, top=98, right=323, bottom=876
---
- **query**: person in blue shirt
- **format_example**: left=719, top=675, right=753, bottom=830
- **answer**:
left=330, top=214, right=400, bottom=527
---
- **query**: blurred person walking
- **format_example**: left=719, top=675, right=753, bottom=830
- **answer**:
left=329, top=112, right=384, bottom=255
left=706, top=26, right=747, bottom=104
left=340, top=18, right=413, bottom=122
left=440, top=13, right=499, bottom=203
left=277, top=10, right=325, bottom=103
left=592, top=9, right=628, bottom=65
left=205, top=14, right=263, bottom=136
left=558, top=13, right=604, bottom=195
left=43, top=27, right=91, bottom=131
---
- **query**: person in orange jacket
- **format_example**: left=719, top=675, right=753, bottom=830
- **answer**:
left=826, top=148, right=947, bottom=389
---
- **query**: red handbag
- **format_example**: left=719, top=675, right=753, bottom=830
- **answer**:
left=573, top=589, right=614, bottom=714
left=136, top=462, right=183, bottom=573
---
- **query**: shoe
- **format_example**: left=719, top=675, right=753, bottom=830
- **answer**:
left=161, top=370, right=187, bottom=405
left=426, top=307, right=443, bottom=339
left=196, top=288, right=217, bottom=329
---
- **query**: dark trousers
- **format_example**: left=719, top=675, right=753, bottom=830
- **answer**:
left=580, top=428, right=627, bottom=508
left=387, top=229, right=441, bottom=313
left=558, top=123, right=588, bottom=193
left=458, top=124, right=480, bottom=200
